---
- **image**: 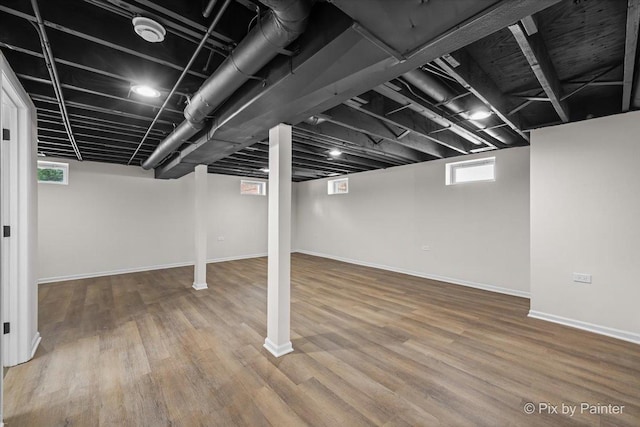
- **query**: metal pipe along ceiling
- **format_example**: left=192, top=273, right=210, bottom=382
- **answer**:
left=402, top=69, right=512, bottom=145
left=31, top=0, right=83, bottom=160
left=141, top=0, right=312, bottom=170
left=127, top=0, right=232, bottom=166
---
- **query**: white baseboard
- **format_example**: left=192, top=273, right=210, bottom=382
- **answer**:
left=192, top=282, right=208, bottom=290
left=296, top=250, right=530, bottom=299
left=37, top=260, right=193, bottom=284
left=528, top=311, right=640, bottom=345
left=38, top=253, right=267, bottom=284
left=30, top=331, right=41, bottom=359
left=263, top=338, right=293, bottom=357
left=208, top=253, right=267, bottom=264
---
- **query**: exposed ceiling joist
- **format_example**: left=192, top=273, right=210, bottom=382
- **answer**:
left=37, top=110, right=166, bottom=139
left=252, top=141, right=394, bottom=171
left=5, top=0, right=625, bottom=181
left=132, top=0, right=234, bottom=44
left=322, top=104, right=446, bottom=160
left=38, top=134, right=154, bottom=155
left=83, top=0, right=230, bottom=55
left=31, top=94, right=176, bottom=125
left=30, top=0, right=82, bottom=160
left=624, top=0, right=640, bottom=111
left=289, top=141, right=397, bottom=170
left=520, top=15, right=539, bottom=36
left=374, top=83, right=489, bottom=150
left=294, top=124, right=427, bottom=165
left=36, top=107, right=169, bottom=137
left=0, top=41, right=189, bottom=98
left=157, top=0, right=564, bottom=179
left=347, top=91, right=475, bottom=154
left=435, top=51, right=529, bottom=142
left=0, top=5, right=209, bottom=79
left=229, top=147, right=362, bottom=174
left=291, top=129, right=406, bottom=168
left=509, top=20, right=570, bottom=122
left=18, top=74, right=184, bottom=115
left=38, top=118, right=162, bottom=142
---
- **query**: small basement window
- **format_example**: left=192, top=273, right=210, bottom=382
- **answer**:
left=240, top=180, right=266, bottom=196
left=328, top=177, right=348, bottom=195
left=446, top=157, right=495, bottom=185
left=37, top=161, right=68, bottom=185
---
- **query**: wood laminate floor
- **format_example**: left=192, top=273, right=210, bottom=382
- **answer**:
left=4, top=254, right=639, bottom=426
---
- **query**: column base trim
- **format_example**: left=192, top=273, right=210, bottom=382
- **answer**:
left=192, top=282, right=208, bottom=290
left=30, top=332, right=41, bottom=359
left=263, top=338, right=293, bottom=357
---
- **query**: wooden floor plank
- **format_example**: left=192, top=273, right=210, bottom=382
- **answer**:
left=4, top=254, right=639, bottom=426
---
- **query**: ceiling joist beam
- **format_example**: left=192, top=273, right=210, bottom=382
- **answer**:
left=346, top=91, right=475, bottom=154
left=294, top=123, right=427, bottom=165
left=0, top=42, right=189, bottom=99
left=83, top=0, right=230, bottom=54
left=18, top=74, right=184, bottom=115
left=321, top=104, right=446, bottom=160
left=36, top=107, right=169, bottom=136
left=435, top=51, right=529, bottom=142
left=509, top=20, right=569, bottom=122
left=31, top=94, right=176, bottom=125
left=0, top=5, right=208, bottom=79
left=374, top=83, right=491, bottom=150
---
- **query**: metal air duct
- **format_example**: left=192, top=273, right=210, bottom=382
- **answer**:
left=142, top=0, right=312, bottom=170
left=403, top=69, right=512, bottom=144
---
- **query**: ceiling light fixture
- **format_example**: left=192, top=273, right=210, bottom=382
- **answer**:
left=131, top=84, right=161, bottom=98
left=468, top=109, right=492, bottom=120
left=329, top=149, right=342, bottom=157
left=132, top=17, right=166, bottom=43
left=260, top=168, right=269, bottom=173
left=470, top=146, right=497, bottom=153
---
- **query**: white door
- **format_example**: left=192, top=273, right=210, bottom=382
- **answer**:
left=0, top=53, right=40, bottom=426
left=0, top=73, right=14, bottom=427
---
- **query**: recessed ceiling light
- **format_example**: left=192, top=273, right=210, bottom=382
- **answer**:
left=131, top=84, right=161, bottom=98
left=132, top=17, right=166, bottom=43
left=468, top=109, right=492, bottom=120
left=260, top=168, right=269, bottom=173
left=329, top=149, right=342, bottom=156
left=470, top=146, right=497, bottom=153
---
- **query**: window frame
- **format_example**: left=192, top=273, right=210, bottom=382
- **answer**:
left=327, top=177, right=348, bottom=195
left=240, top=179, right=267, bottom=196
left=37, top=160, right=69, bottom=185
left=445, top=157, right=495, bottom=186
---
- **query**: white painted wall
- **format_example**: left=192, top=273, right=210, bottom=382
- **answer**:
left=206, top=175, right=268, bottom=260
left=530, top=112, right=640, bottom=342
left=295, top=146, right=531, bottom=297
left=38, top=159, right=268, bottom=282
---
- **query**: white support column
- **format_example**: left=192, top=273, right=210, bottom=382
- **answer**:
left=264, top=123, right=293, bottom=357
left=193, top=164, right=208, bottom=290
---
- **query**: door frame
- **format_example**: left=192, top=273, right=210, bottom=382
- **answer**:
left=0, top=51, right=40, bottom=425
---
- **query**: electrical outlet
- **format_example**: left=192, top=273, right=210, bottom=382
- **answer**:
left=572, top=273, right=592, bottom=284
left=217, top=236, right=225, bottom=241
left=421, top=245, right=430, bottom=251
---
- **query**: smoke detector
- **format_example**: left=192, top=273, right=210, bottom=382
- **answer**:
left=132, top=17, right=166, bottom=43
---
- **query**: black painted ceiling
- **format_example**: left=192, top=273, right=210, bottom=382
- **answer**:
left=0, top=0, right=631, bottom=181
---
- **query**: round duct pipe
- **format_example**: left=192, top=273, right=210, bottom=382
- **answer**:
left=142, top=0, right=312, bottom=170
left=403, top=69, right=513, bottom=145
